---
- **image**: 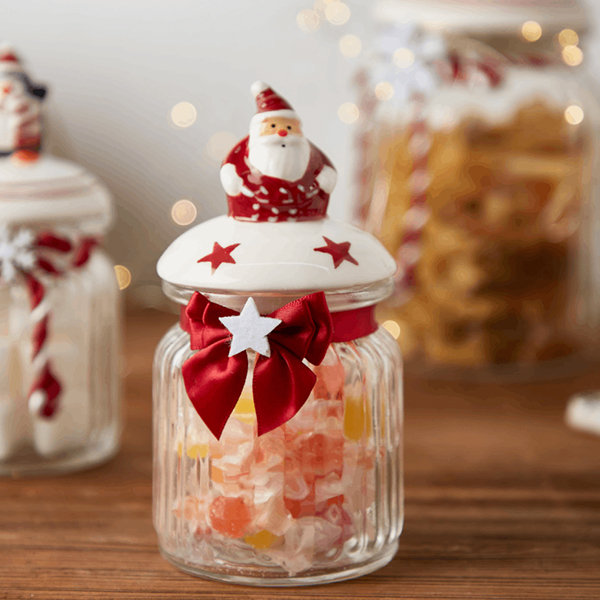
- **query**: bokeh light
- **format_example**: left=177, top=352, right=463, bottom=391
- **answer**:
left=339, top=34, right=362, bottom=58
left=562, top=44, right=583, bottom=66
left=205, top=131, right=237, bottom=163
left=171, top=199, right=197, bottom=226
left=393, top=48, right=415, bottom=69
left=558, top=28, right=579, bottom=47
left=382, top=320, right=401, bottom=339
left=374, top=81, right=394, bottom=101
left=337, top=102, right=359, bottom=124
left=170, top=102, right=197, bottom=128
left=325, top=1, right=351, bottom=26
left=296, top=8, right=320, bottom=32
left=521, top=20, right=542, bottom=42
left=564, top=104, right=584, bottom=125
left=114, top=265, right=132, bottom=291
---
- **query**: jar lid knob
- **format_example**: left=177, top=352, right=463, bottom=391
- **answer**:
left=220, top=81, right=337, bottom=223
left=0, top=44, right=47, bottom=160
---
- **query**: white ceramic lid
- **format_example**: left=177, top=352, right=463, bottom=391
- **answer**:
left=158, top=82, right=396, bottom=298
left=158, top=215, right=396, bottom=294
left=0, top=155, right=113, bottom=230
left=376, top=0, right=588, bottom=35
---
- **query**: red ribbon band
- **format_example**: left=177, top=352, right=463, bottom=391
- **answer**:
left=180, top=293, right=377, bottom=439
left=179, top=301, right=376, bottom=343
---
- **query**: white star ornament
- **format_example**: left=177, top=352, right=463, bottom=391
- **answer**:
left=219, top=297, right=282, bottom=358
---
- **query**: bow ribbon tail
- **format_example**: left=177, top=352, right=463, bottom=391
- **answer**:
left=253, top=347, right=317, bottom=437
left=35, top=232, right=73, bottom=253
left=24, top=272, right=45, bottom=309
left=72, top=237, right=99, bottom=268
left=182, top=340, right=248, bottom=440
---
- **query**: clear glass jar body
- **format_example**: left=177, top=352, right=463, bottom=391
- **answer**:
left=153, top=288, right=403, bottom=586
left=357, top=30, right=600, bottom=376
left=0, top=222, right=121, bottom=475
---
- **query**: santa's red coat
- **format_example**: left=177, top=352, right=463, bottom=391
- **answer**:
left=223, top=135, right=333, bottom=222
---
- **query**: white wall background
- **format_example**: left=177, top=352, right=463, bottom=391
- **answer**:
left=2, top=0, right=598, bottom=305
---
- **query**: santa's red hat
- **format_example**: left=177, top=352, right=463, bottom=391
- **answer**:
left=250, top=81, right=299, bottom=131
left=0, top=44, right=23, bottom=74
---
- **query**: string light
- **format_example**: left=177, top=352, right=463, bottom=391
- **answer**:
left=296, top=8, right=320, bottom=32
left=374, top=81, right=394, bottom=101
left=558, top=28, right=579, bottom=47
left=170, top=102, right=197, bottom=128
left=324, top=1, right=351, bottom=26
left=562, top=44, right=583, bottom=66
left=393, top=48, right=415, bottom=68
left=337, top=102, right=359, bottom=124
left=382, top=320, right=401, bottom=339
left=339, top=34, right=362, bottom=58
left=564, top=104, right=584, bottom=125
left=521, top=20, right=542, bottom=42
left=171, top=199, right=197, bottom=226
left=205, top=131, right=237, bottom=162
left=114, top=265, right=132, bottom=291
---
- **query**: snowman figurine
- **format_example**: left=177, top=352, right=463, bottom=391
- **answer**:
left=0, top=45, right=46, bottom=157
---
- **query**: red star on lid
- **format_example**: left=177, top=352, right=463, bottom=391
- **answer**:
left=313, top=236, right=358, bottom=269
left=198, top=242, right=240, bottom=272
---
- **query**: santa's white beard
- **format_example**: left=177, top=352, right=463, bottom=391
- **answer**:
left=248, top=134, right=310, bottom=182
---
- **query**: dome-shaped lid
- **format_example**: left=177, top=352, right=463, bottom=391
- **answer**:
left=376, top=0, right=588, bottom=35
left=158, top=82, right=396, bottom=297
left=0, top=45, right=112, bottom=230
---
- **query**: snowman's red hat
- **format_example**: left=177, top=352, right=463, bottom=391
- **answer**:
left=250, top=81, right=299, bottom=132
left=0, top=44, right=23, bottom=74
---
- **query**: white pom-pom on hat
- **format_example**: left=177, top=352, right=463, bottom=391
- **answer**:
left=251, top=80, right=270, bottom=98
left=249, top=81, right=299, bottom=132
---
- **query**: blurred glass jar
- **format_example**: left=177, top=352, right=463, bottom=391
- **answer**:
left=0, top=48, right=120, bottom=474
left=356, top=0, right=600, bottom=375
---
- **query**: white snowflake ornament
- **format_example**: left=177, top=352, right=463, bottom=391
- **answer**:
left=0, top=225, right=36, bottom=283
left=375, top=23, right=447, bottom=103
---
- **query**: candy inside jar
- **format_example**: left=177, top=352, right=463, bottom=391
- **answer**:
left=154, top=82, right=402, bottom=585
left=156, top=324, right=402, bottom=580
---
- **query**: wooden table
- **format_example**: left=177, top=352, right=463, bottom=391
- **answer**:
left=1, top=309, right=599, bottom=599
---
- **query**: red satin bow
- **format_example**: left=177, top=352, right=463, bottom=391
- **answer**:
left=182, top=292, right=333, bottom=439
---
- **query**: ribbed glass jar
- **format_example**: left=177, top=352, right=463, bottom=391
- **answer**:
left=153, top=286, right=403, bottom=586
left=356, top=6, right=600, bottom=377
left=0, top=220, right=121, bottom=475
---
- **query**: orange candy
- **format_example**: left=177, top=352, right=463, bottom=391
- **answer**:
left=211, top=465, right=225, bottom=483
left=244, top=529, right=281, bottom=550
left=208, top=496, right=252, bottom=538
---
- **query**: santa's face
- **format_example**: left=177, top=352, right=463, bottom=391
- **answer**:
left=0, top=76, right=24, bottom=107
left=248, top=116, right=310, bottom=182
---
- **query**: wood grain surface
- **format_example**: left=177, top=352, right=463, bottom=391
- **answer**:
left=1, top=308, right=599, bottom=600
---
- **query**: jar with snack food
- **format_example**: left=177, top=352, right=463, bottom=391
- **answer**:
left=0, top=46, right=121, bottom=474
left=153, top=82, right=402, bottom=585
left=356, top=0, right=600, bottom=375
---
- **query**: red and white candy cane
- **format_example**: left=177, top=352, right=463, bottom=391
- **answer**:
left=394, top=54, right=504, bottom=299
left=19, top=232, right=97, bottom=418
left=393, top=94, right=431, bottom=301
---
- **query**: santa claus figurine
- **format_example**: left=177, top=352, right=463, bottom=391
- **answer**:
left=220, top=81, right=337, bottom=222
left=0, top=44, right=47, bottom=157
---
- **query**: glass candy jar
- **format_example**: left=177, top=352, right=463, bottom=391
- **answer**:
left=0, top=47, right=120, bottom=474
left=154, top=82, right=402, bottom=585
left=356, top=0, right=600, bottom=375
